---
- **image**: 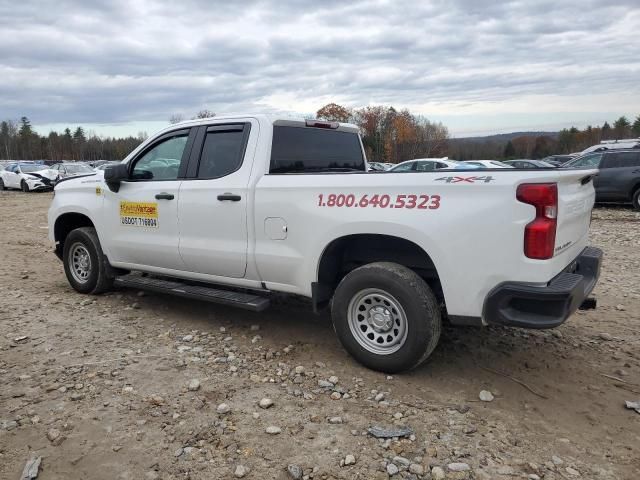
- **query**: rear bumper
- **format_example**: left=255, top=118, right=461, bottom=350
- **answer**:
left=484, top=246, right=603, bottom=329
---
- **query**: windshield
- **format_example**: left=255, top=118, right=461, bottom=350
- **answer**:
left=65, top=164, right=94, bottom=174
left=20, top=164, right=44, bottom=173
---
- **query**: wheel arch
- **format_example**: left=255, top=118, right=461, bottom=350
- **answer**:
left=313, top=233, right=443, bottom=311
left=53, top=212, right=95, bottom=259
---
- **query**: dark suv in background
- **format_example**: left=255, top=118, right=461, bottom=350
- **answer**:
left=566, top=149, right=640, bottom=210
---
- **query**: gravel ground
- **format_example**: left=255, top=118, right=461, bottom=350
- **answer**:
left=1, top=191, right=639, bottom=480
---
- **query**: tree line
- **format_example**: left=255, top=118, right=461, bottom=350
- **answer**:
left=449, top=115, right=640, bottom=161
left=0, top=117, right=147, bottom=162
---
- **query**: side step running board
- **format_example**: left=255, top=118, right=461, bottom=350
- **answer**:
left=114, top=274, right=270, bottom=312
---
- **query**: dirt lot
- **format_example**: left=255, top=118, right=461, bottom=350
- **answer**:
left=1, top=191, right=639, bottom=480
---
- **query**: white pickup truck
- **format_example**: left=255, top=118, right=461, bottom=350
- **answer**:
left=48, top=115, right=602, bottom=372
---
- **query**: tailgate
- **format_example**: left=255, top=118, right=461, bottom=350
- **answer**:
left=554, top=169, right=597, bottom=258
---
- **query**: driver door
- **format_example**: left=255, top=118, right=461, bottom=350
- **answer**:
left=102, top=128, right=195, bottom=271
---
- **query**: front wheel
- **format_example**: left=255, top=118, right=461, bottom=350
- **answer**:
left=633, top=189, right=640, bottom=211
left=331, top=262, right=441, bottom=373
left=63, top=227, right=114, bottom=294
left=0, top=178, right=5, bottom=190
left=21, top=180, right=29, bottom=192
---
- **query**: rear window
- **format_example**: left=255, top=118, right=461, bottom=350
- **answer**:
left=270, top=126, right=365, bottom=173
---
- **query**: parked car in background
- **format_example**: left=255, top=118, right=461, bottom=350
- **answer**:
left=580, top=138, right=640, bottom=155
left=542, top=154, right=578, bottom=166
left=463, top=160, right=514, bottom=168
left=94, top=161, right=121, bottom=172
left=0, top=162, right=57, bottom=191
left=565, top=149, right=640, bottom=210
left=50, top=162, right=96, bottom=182
left=388, top=158, right=481, bottom=172
left=89, top=160, right=112, bottom=168
left=503, top=159, right=557, bottom=169
left=367, top=162, right=388, bottom=171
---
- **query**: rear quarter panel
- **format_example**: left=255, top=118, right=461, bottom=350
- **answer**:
left=253, top=169, right=597, bottom=319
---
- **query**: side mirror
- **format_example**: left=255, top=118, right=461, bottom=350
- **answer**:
left=104, top=163, right=129, bottom=192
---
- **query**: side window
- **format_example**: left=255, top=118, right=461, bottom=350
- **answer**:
left=630, top=153, right=640, bottom=167
left=393, top=162, right=414, bottom=172
left=131, top=134, right=188, bottom=180
left=196, top=125, right=248, bottom=179
left=435, top=162, right=449, bottom=169
left=603, top=152, right=640, bottom=168
left=416, top=161, right=435, bottom=171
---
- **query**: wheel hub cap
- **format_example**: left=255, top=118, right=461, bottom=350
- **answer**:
left=368, top=306, right=393, bottom=332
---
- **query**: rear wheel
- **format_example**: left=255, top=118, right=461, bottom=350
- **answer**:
left=632, top=189, right=640, bottom=211
left=0, top=178, right=5, bottom=190
left=21, top=180, right=29, bottom=192
left=63, top=227, right=114, bottom=294
left=331, top=262, right=441, bottom=373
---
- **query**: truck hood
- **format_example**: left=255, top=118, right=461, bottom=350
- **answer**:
left=55, top=171, right=101, bottom=187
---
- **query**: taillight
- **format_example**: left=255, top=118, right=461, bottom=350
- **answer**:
left=516, top=183, right=558, bottom=259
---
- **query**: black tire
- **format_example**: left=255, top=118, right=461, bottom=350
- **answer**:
left=633, top=189, right=640, bottom=211
left=21, top=180, right=29, bottom=192
left=331, top=262, right=441, bottom=373
left=62, top=227, right=114, bottom=294
left=0, top=178, right=5, bottom=190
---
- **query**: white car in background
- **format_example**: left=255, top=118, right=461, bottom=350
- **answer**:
left=463, top=160, right=514, bottom=168
left=50, top=162, right=96, bottom=182
left=388, top=157, right=482, bottom=172
left=580, top=138, right=640, bottom=154
left=0, top=162, right=58, bottom=191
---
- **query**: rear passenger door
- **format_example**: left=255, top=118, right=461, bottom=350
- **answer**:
left=177, top=120, right=257, bottom=278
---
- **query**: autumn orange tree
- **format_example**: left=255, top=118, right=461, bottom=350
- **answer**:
left=316, top=103, right=352, bottom=123
left=316, top=103, right=449, bottom=163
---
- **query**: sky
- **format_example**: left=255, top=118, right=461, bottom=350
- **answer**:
left=1, top=0, right=639, bottom=138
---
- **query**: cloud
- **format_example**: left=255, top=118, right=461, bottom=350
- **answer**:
left=0, top=0, right=639, bottom=134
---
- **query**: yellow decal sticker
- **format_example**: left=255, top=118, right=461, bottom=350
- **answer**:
left=95, top=187, right=102, bottom=195
left=119, top=201, right=159, bottom=228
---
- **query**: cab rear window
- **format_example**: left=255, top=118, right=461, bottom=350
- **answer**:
left=270, top=126, right=365, bottom=173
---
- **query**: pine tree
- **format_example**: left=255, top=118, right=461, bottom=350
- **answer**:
left=630, top=115, right=640, bottom=137
left=503, top=140, right=515, bottom=158
left=613, top=116, right=631, bottom=139
left=19, top=116, right=33, bottom=138
left=73, top=126, right=86, bottom=143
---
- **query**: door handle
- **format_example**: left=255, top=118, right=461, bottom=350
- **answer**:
left=217, top=193, right=241, bottom=201
left=155, top=192, right=174, bottom=200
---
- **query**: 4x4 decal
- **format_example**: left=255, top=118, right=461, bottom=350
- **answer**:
left=435, top=175, right=495, bottom=183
